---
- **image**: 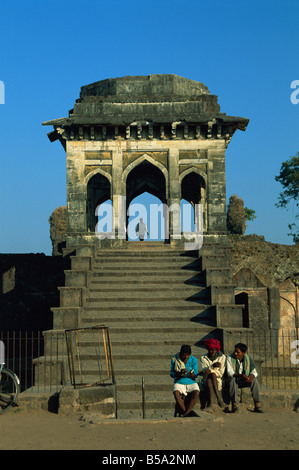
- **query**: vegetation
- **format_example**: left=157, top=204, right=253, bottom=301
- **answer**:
left=227, top=194, right=256, bottom=234
left=275, top=153, right=299, bottom=243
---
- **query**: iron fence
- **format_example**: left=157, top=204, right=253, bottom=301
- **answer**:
left=0, top=328, right=298, bottom=393
left=223, top=328, right=299, bottom=390
left=0, top=326, right=115, bottom=394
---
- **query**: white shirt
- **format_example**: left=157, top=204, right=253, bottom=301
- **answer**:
left=226, top=355, right=258, bottom=378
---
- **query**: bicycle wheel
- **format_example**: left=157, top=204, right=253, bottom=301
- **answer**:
left=0, top=368, right=20, bottom=414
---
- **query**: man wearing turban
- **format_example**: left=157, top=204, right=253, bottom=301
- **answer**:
left=200, top=338, right=226, bottom=412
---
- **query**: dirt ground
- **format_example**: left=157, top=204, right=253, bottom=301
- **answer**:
left=0, top=404, right=298, bottom=452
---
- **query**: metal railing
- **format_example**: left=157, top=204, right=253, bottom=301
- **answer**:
left=225, top=328, right=299, bottom=390
left=0, top=326, right=115, bottom=393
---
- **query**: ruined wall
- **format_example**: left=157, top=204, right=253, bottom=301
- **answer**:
left=49, top=206, right=67, bottom=256
left=0, top=254, right=65, bottom=331
left=229, top=234, right=299, bottom=343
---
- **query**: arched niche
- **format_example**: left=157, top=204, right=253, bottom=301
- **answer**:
left=180, top=169, right=207, bottom=233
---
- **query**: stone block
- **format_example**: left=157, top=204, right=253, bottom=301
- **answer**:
left=216, top=304, right=244, bottom=328
left=205, top=268, right=232, bottom=285
left=51, top=307, right=80, bottom=329
left=210, top=285, right=235, bottom=304
left=202, top=254, right=227, bottom=269
left=71, top=256, right=92, bottom=271
left=59, top=286, right=85, bottom=307
left=220, top=327, right=254, bottom=354
left=58, top=384, right=116, bottom=417
left=65, top=270, right=88, bottom=287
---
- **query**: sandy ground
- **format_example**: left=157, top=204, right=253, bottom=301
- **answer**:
left=0, top=404, right=298, bottom=452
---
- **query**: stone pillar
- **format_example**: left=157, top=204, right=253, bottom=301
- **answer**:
left=268, top=286, right=281, bottom=356
left=66, top=142, right=87, bottom=233
left=112, top=149, right=125, bottom=240
left=167, top=148, right=181, bottom=240
left=206, top=145, right=227, bottom=233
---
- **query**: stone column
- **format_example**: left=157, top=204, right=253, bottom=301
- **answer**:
left=66, top=142, right=87, bottom=233
left=112, top=148, right=126, bottom=240
left=167, top=148, right=181, bottom=241
left=206, top=144, right=227, bottom=233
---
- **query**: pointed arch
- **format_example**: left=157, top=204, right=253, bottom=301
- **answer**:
left=179, top=166, right=207, bottom=187
left=85, top=167, right=112, bottom=185
left=122, top=153, right=168, bottom=199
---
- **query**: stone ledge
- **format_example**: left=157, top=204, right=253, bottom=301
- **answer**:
left=16, top=387, right=299, bottom=415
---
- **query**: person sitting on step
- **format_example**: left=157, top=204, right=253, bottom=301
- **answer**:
left=170, top=344, right=199, bottom=417
left=200, top=338, right=226, bottom=412
left=226, top=342, right=264, bottom=413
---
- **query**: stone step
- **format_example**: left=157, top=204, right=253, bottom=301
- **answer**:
left=87, top=283, right=205, bottom=292
left=71, top=350, right=207, bottom=363
left=86, top=289, right=208, bottom=300
left=89, top=278, right=205, bottom=286
left=96, top=252, right=197, bottom=257
left=85, top=295, right=210, bottom=303
left=83, top=302, right=211, bottom=312
left=80, top=308, right=215, bottom=326
left=93, top=260, right=201, bottom=269
left=96, top=248, right=197, bottom=256
left=90, top=275, right=205, bottom=285
left=80, top=311, right=214, bottom=323
left=81, top=324, right=214, bottom=334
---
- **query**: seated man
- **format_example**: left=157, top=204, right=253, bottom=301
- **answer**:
left=226, top=342, right=264, bottom=413
left=170, top=344, right=199, bottom=417
left=200, top=338, right=226, bottom=411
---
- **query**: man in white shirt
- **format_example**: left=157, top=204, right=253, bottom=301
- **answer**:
left=136, top=218, right=149, bottom=241
left=226, top=343, right=263, bottom=413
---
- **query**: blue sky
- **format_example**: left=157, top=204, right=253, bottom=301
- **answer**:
left=0, top=0, right=298, bottom=254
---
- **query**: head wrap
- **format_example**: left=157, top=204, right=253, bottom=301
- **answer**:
left=204, top=338, right=221, bottom=351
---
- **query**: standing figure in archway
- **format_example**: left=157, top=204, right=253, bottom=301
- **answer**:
left=135, top=218, right=149, bottom=241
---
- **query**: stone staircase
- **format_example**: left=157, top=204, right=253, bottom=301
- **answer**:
left=74, top=243, right=223, bottom=419
left=34, top=239, right=247, bottom=418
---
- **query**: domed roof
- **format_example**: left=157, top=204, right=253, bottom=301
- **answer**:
left=79, top=74, right=210, bottom=99
left=43, top=74, right=249, bottom=133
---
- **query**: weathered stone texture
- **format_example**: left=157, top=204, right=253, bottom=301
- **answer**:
left=43, top=74, right=249, bottom=244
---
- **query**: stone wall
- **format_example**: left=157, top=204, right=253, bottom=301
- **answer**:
left=229, top=234, right=298, bottom=343
left=0, top=254, right=66, bottom=331
left=229, top=234, right=298, bottom=287
left=49, top=206, right=67, bottom=256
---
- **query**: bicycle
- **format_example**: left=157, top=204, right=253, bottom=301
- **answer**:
left=0, top=364, right=20, bottom=414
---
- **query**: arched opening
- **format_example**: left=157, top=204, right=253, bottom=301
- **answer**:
left=127, top=192, right=167, bottom=241
left=86, top=173, right=111, bottom=232
left=181, top=171, right=206, bottom=234
left=235, top=292, right=250, bottom=328
left=126, top=161, right=167, bottom=241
